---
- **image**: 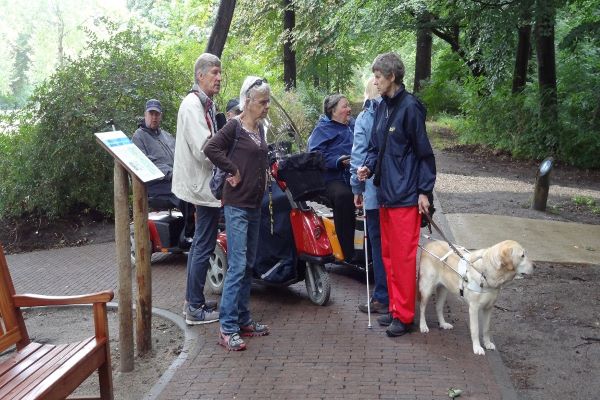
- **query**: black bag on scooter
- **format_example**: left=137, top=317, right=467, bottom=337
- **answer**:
left=277, top=151, right=325, bottom=201
left=253, top=183, right=297, bottom=283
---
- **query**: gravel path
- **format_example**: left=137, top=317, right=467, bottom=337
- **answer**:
left=434, top=150, right=600, bottom=225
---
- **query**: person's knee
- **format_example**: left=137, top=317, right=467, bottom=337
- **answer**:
left=329, top=188, right=353, bottom=206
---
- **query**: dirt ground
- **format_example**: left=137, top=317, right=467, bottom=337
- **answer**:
left=1, top=127, right=599, bottom=399
left=0, top=307, right=183, bottom=400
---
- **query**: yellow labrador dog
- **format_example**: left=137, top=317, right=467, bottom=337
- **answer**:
left=418, top=240, right=534, bottom=355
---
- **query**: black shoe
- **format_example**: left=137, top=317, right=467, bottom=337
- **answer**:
left=179, top=236, right=193, bottom=249
left=343, top=254, right=361, bottom=266
left=377, top=313, right=393, bottom=327
left=358, top=300, right=388, bottom=314
left=386, top=318, right=410, bottom=337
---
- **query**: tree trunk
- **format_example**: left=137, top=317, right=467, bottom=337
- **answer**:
left=414, top=12, right=432, bottom=93
left=282, top=0, right=297, bottom=90
left=52, top=1, right=65, bottom=67
left=205, top=0, right=237, bottom=58
left=431, top=25, right=485, bottom=77
left=534, top=0, right=558, bottom=147
left=512, top=23, right=532, bottom=94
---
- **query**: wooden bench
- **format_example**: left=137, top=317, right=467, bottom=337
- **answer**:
left=0, top=245, right=114, bottom=399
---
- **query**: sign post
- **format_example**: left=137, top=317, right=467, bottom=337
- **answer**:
left=95, top=130, right=164, bottom=359
left=113, top=162, right=133, bottom=371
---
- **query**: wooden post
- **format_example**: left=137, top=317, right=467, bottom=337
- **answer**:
left=532, top=173, right=550, bottom=211
left=114, top=162, right=134, bottom=372
left=132, top=177, right=152, bottom=355
left=532, top=157, right=553, bottom=211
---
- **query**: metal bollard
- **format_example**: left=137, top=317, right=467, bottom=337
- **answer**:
left=532, top=157, right=554, bottom=211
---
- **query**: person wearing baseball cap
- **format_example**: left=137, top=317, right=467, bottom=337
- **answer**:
left=132, top=99, right=195, bottom=249
left=225, top=98, right=241, bottom=120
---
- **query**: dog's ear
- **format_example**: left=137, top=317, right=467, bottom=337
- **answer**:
left=500, top=244, right=515, bottom=271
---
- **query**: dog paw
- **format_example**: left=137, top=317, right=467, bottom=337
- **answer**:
left=420, top=325, right=429, bottom=333
left=484, top=342, right=496, bottom=351
left=439, top=322, right=454, bottom=330
left=473, top=345, right=486, bottom=355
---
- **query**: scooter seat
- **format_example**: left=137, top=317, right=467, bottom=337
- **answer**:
left=148, top=197, right=175, bottom=211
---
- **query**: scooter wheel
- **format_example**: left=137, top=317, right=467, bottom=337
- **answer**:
left=305, top=262, right=331, bottom=306
left=207, top=244, right=227, bottom=294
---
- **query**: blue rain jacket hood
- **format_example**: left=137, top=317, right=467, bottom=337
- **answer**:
left=307, top=115, right=355, bottom=184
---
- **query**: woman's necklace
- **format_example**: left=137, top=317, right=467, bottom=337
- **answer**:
left=242, top=118, right=262, bottom=146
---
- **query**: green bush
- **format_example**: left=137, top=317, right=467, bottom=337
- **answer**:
left=418, top=52, right=469, bottom=116
left=0, top=26, right=188, bottom=219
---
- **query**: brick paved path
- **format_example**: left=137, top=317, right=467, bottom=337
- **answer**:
left=7, top=243, right=506, bottom=400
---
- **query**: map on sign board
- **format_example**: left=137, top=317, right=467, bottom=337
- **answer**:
left=95, top=130, right=165, bottom=183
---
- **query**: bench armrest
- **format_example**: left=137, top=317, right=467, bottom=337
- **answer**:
left=13, top=290, right=114, bottom=308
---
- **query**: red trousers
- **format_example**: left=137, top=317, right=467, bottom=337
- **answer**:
left=379, top=206, right=421, bottom=324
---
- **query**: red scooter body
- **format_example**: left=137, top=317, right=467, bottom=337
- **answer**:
left=208, top=157, right=334, bottom=305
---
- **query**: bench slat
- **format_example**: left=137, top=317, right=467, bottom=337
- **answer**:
left=0, top=343, right=44, bottom=377
left=0, top=339, right=92, bottom=398
left=0, top=343, right=57, bottom=389
left=20, top=338, right=107, bottom=400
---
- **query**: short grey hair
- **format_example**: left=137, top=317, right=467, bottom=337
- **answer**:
left=371, top=52, right=405, bottom=85
left=194, top=53, right=221, bottom=83
left=323, top=94, right=346, bottom=119
left=239, top=76, right=270, bottom=111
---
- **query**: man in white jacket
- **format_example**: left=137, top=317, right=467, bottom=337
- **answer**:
left=173, top=53, right=222, bottom=325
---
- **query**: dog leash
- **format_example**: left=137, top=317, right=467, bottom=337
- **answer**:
left=422, top=212, right=490, bottom=294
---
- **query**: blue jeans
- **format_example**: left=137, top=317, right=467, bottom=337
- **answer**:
left=219, top=205, right=261, bottom=334
left=367, top=209, right=388, bottom=305
left=186, top=205, right=220, bottom=308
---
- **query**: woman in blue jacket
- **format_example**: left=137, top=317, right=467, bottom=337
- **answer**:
left=308, top=94, right=356, bottom=263
left=358, top=52, right=436, bottom=337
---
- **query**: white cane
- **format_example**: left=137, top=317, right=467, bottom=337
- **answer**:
left=362, top=202, right=372, bottom=329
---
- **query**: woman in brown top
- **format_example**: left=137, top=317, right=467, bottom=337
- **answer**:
left=204, top=76, right=271, bottom=351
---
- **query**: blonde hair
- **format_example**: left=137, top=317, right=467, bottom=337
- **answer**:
left=364, top=77, right=378, bottom=101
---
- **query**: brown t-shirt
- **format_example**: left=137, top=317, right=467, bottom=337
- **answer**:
left=203, top=118, right=268, bottom=208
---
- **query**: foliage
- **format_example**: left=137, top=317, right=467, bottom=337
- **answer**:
left=571, top=196, right=600, bottom=214
left=0, top=25, right=188, bottom=219
left=448, top=0, right=600, bottom=168
left=0, top=0, right=132, bottom=108
left=418, top=47, right=468, bottom=115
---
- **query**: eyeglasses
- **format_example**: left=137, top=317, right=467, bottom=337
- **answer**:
left=246, top=78, right=268, bottom=95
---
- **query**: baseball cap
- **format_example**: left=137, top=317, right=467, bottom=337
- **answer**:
left=226, top=98, right=240, bottom=113
left=145, top=99, right=162, bottom=113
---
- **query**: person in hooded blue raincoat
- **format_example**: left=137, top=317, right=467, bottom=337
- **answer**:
left=308, top=94, right=357, bottom=263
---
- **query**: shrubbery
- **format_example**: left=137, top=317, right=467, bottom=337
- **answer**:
left=420, top=44, right=600, bottom=168
left=0, top=27, right=188, bottom=219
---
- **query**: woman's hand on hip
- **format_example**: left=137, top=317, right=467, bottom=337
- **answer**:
left=227, top=170, right=241, bottom=187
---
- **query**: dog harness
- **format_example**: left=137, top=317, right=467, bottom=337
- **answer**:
left=457, top=257, right=498, bottom=295
left=419, top=237, right=496, bottom=296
